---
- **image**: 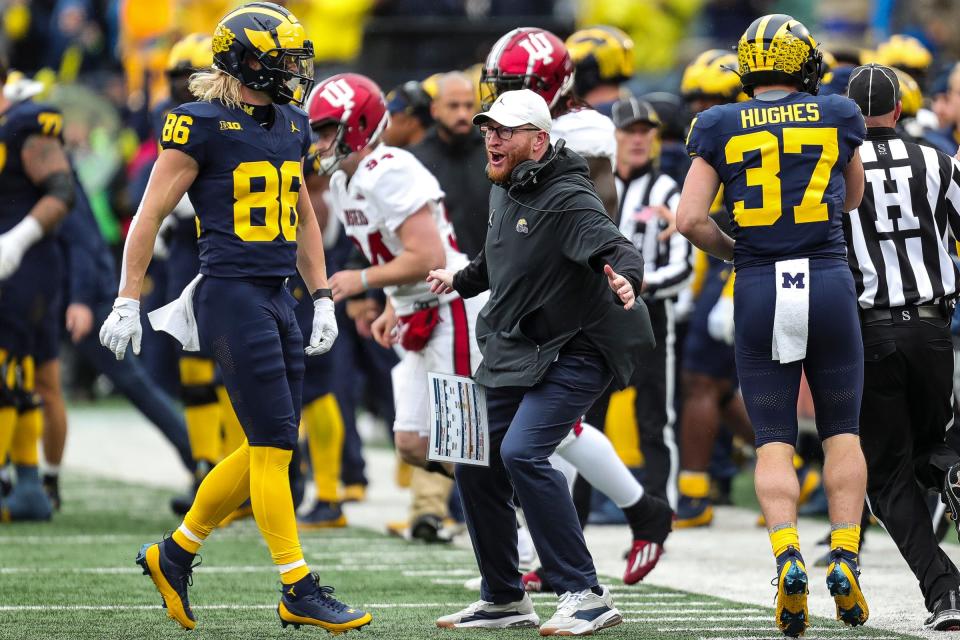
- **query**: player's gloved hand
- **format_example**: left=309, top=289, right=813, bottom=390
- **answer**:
left=99, top=297, right=143, bottom=360
left=306, top=297, right=338, bottom=356
left=0, top=216, right=42, bottom=280
left=707, top=296, right=735, bottom=345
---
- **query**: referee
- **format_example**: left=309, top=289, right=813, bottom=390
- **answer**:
left=610, top=96, right=692, bottom=507
left=844, top=64, right=960, bottom=631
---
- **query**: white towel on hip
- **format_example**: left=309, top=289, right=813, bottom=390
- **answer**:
left=771, top=258, right=810, bottom=364
left=147, top=273, right=203, bottom=351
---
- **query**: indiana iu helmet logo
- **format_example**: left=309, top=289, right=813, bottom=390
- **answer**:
left=320, top=78, right=356, bottom=122
left=516, top=218, right=529, bottom=234
left=519, top=32, right=555, bottom=65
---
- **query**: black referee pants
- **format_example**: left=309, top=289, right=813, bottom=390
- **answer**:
left=859, top=310, right=960, bottom=610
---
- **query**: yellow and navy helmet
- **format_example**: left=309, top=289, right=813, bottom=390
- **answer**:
left=737, top=14, right=823, bottom=97
left=211, top=2, right=314, bottom=106
left=565, top=25, right=635, bottom=96
left=681, top=49, right=742, bottom=102
left=891, top=66, right=922, bottom=118
left=167, top=33, right=213, bottom=76
left=873, top=35, right=932, bottom=80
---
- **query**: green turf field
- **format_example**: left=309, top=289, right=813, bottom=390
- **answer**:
left=0, top=475, right=919, bottom=639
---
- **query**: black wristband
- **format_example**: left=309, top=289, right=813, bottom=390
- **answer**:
left=311, top=288, right=333, bottom=301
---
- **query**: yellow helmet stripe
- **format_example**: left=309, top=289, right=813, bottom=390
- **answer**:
left=753, top=14, right=775, bottom=68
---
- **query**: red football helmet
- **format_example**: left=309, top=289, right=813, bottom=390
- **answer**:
left=308, top=73, right=389, bottom=172
left=480, top=27, right=575, bottom=109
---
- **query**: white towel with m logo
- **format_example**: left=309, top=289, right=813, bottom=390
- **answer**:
left=772, top=258, right=810, bottom=364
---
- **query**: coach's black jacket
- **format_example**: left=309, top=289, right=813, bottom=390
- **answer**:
left=453, top=144, right=655, bottom=389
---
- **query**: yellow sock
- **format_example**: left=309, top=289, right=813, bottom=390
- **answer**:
left=0, top=350, right=14, bottom=464
left=217, top=386, right=245, bottom=458
left=769, top=524, right=800, bottom=558
left=303, top=394, right=344, bottom=503
left=0, top=405, right=16, bottom=463
left=179, top=441, right=252, bottom=552
left=830, top=523, right=861, bottom=555
left=249, top=445, right=308, bottom=584
left=10, top=406, right=41, bottom=466
left=678, top=471, right=711, bottom=498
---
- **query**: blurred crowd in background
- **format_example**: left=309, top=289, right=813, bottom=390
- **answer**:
left=3, top=0, right=960, bottom=401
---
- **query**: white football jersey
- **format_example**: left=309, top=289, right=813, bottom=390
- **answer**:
left=329, top=145, right=468, bottom=315
left=550, top=108, right=617, bottom=166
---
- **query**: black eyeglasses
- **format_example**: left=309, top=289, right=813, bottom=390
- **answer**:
left=479, top=124, right=541, bottom=140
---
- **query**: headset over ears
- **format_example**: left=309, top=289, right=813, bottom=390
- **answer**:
left=510, top=138, right=566, bottom=191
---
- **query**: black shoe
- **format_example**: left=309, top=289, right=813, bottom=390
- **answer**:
left=926, top=590, right=960, bottom=631
left=278, top=574, right=372, bottom=631
left=411, top=513, right=451, bottom=544
left=42, top=473, right=61, bottom=511
left=943, top=464, right=960, bottom=542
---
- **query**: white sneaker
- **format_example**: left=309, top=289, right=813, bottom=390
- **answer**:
left=436, top=593, right=540, bottom=629
left=539, top=585, right=622, bottom=636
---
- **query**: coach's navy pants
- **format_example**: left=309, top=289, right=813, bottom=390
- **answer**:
left=456, top=353, right=611, bottom=603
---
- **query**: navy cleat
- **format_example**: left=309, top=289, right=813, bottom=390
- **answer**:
left=298, top=500, right=347, bottom=530
left=826, top=549, right=868, bottom=627
left=277, top=574, right=372, bottom=633
left=772, top=547, right=808, bottom=637
left=136, top=540, right=199, bottom=630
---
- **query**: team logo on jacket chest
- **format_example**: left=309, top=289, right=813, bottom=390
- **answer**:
left=516, top=218, right=529, bottom=234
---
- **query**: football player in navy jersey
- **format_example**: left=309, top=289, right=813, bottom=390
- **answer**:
left=98, top=3, right=370, bottom=633
left=677, top=14, right=868, bottom=637
left=0, top=59, right=74, bottom=523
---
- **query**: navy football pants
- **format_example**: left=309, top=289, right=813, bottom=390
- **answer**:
left=733, top=260, right=863, bottom=447
left=195, top=276, right=304, bottom=450
left=456, top=353, right=610, bottom=603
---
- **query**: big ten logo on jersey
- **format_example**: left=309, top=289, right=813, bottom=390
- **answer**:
left=220, top=120, right=243, bottom=131
left=519, top=32, right=554, bottom=65
left=320, top=78, right=356, bottom=120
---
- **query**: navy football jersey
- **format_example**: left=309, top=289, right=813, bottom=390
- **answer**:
left=159, top=100, right=311, bottom=278
left=0, top=100, right=64, bottom=232
left=687, top=92, right=866, bottom=269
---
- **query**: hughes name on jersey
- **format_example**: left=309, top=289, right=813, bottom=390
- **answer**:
left=687, top=92, right=865, bottom=269
left=328, top=145, right=468, bottom=315
left=159, top=99, right=311, bottom=278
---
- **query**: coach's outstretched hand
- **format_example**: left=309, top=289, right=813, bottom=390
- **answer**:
left=604, top=264, right=635, bottom=310
left=427, top=269, right=455, bottom=295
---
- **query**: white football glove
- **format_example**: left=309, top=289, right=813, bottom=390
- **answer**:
left=306, top=297, right=338, bottom=356
left=707, top=296, right=735, bottom=345
left=0, top=216, right=42, bottom=280
left=99, top=297, right=143, bottom=360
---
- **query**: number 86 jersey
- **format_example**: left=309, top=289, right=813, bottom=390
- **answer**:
left=159, top=100, right=312, bottom=278
left=686, top=92, right=865, bottom=270
left=328, top=144, right=469, bottom=315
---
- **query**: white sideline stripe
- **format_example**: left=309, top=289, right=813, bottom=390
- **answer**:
left=655, top=627, right=892, bottom=634
left=695, top=637, right=900, bottom=640
left=1, top=564, right=471, bottom=574
left=401, top=569, right=477, bottom=576
left=529, top=592, right=686, bottom=599
left=0, top=603, right=470, bottom=612
left=618, top=602, right=756, bottom=608
left=645, top=616, right=770, bottom=622
left=621, top=608, right=764, bottom=614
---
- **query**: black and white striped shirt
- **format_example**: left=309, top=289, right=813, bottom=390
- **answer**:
left=615, top=166, right=692, bottom=301
left=844, top=127, right=960, bottom=309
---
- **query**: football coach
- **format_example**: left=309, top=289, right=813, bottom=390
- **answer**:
left=427, top=89, right=654, bottom=634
